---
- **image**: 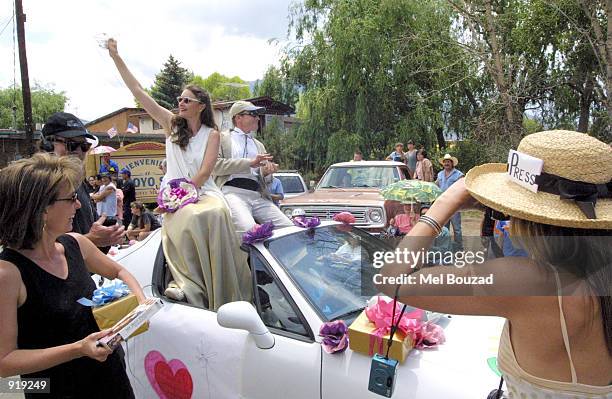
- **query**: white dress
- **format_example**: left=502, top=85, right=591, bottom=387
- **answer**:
left=164, top=125, right=223, bottom=200
left=161, top=125, right=251, bottom=310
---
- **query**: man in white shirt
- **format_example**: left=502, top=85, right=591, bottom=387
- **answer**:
left=213, top=101, right=292, bottom=234
left=91, top=172, right=118, bottom=225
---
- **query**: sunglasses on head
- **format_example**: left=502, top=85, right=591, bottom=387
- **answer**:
left=53, top=137, right=91, bottom=152
left=177, top=96, right=202, bottom=104
left=55, top=192, right=78, bottom=203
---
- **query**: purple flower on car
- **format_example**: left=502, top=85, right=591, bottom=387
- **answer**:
left=292, top=216, right=321, bottom=229
left=156, top=178, right=199, bottom=213
left=242, top=222, right=275, bottom=245
left=319, top=320, right=349, bottom=354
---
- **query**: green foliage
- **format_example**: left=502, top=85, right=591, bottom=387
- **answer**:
left=284, top=0, right=610, bottom=174
left=0, top=84, right=67, bottom=129
left=286, top=0, right=474, bottom=173
left=253, top=66, right=299, bottom=108
left=326, top=129, right=362, bottom=164
left=149, top=55, right=193, bottom=110
left=259, top=116, right=297, bottom=170
left=191, top=72, right=251, bottom=101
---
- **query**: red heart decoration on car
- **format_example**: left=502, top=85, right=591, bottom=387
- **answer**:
left=145, top=350, right=193, bottom=399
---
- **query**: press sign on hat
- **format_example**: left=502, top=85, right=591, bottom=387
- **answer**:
left=506, top=150, right=544, bottom=193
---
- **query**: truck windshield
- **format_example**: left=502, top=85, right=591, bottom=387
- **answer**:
left=319, top=166, right=399, bottom=189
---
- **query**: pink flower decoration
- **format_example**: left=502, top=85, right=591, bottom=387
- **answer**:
left=319, top=320, right=349, bottom=354
left=333, top=212, right=356, bottom=224
left=364, top=296, right=444, bottom=350
left=412, top=321, right=445, bottom=349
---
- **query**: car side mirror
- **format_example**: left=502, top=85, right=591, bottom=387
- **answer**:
left=217, top=301, right=275, bottom=349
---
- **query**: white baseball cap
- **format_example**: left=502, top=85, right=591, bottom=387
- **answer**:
left=229, top=101, right=265, bottom=120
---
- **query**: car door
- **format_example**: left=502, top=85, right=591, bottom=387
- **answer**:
left=116, top=235, right=247, bottom=399
left=239, top=250, right=321, bottom=399
left=116, top=236, right=320, bottom=399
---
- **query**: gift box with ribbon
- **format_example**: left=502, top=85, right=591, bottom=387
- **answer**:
left=78, top=280, right=149, bottom=338
left=348, top=296, right=425, bottom=363
left=93, top=294, right=149, bottom=338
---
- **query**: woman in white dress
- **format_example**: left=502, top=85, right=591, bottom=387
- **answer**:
left=107, top=39, right=251, bottom=310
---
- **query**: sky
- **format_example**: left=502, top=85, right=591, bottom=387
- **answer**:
left=0, top=0, right=295, bottom=121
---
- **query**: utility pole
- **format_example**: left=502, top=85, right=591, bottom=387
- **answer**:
left=15, top=0, right=34, bottom=156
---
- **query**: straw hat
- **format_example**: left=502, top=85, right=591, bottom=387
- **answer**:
left=439, top=153, right=459, bottom=166
left=465, top=130, right=612, bottom=229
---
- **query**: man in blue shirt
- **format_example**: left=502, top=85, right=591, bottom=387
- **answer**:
left=385, top=143, right=405, bottom=163
left=436, top=154, right=464, bottom=250
left=269, top=175, right=285, bottom=207
left=99, top=152, right=119, bottom=175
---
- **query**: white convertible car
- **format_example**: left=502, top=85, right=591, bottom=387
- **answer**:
left=113, top=222, right=504, bottom=399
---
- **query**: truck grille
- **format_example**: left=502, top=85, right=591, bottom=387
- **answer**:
left=297, top=206, right=369, bottom=224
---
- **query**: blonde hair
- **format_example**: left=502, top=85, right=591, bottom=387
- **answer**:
left=0, top=153, right=82, bottom=249
left=510, top=217, right=612, bottom=353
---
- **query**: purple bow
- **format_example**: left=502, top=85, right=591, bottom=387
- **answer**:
left=319, top=320, right=349, bottom=354
left=292, top=216, right=321, bottom=228
left=242, top=222, right=275, bottom=244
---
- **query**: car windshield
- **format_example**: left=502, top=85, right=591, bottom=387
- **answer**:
left=266, top=225, right=386, bottom=322
left=318, top=166, right=399, bottom=189
left=276, top=175, right=305, bottom=194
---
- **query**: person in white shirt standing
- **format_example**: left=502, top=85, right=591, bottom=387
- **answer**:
left=214, top=101, right=292, bottom=234
left=91, top=172, right=117, bottom=225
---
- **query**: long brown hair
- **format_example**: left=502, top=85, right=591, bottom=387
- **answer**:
left=511, top=217, right=612, bottom=354
left=170, top=84, right=217, bottom=150
left=0, top=153, right=82, bottom=249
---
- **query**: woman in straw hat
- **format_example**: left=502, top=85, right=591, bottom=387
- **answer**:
left=380, top=130, right=611, bottom=398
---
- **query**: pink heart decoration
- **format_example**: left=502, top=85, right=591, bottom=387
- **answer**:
left=145, top=350, right=194, bottom=399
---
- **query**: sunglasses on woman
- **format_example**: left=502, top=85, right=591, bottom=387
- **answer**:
left=55, top=192, right=79, bottom=203
left=176, top=96, right=202, bottom=104
left=53, top=137, right=91, bottom=152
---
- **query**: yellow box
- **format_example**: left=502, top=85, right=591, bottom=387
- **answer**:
left=348, top=310, right=413, bottom=363
left=93, top=294, right=148, bottom=338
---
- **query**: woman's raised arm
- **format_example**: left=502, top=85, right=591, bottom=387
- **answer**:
left=107, top=38, right=174, bottom=136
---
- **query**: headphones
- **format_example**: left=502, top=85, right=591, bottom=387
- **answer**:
left=40, top=135, right=55, bottom=153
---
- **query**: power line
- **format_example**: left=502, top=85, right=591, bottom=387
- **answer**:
left=0, top=14, right=13, bottom=36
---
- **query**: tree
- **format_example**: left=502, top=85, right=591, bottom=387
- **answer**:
left=191, top=72, right=251, bottom=101
left=149, top=55, right=193, bottom=110
left=286, top=0, right=473, bottom=172
left=253, top=66, right=299, bottom=108
left=0, top=84, right=67, bottom=129
left=259, top=116, right=298, bottom=169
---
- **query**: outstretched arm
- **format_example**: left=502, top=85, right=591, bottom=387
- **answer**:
left=107, top=38, right=174, bottom=136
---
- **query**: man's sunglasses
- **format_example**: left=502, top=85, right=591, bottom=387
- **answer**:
left=53, top=137, right=91, bottom=152
left=55, top=192, right=78, bottom=203
left=177, top=96, right=202, bottom=104
left=239, top=111, right=260, bottom=117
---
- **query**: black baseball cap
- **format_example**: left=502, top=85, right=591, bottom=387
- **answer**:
left=42, top=112, right=95, bottom=140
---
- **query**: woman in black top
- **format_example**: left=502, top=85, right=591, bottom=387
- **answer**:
left=0, top=153, right=145, bottom=398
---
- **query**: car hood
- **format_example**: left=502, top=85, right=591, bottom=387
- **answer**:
left=281, top=189, right=383, bottom=207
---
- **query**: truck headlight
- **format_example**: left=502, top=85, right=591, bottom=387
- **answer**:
left=283, top=208, right=293, bottom=217
left=367, top=208, right=383, bottom=223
